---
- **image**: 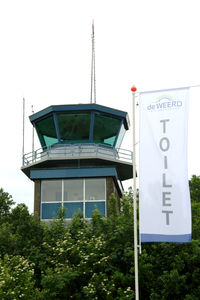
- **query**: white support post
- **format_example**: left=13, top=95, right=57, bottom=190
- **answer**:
left=83, top=179, right=85, bottom=219
left=131, top=86, right=139, bottom=300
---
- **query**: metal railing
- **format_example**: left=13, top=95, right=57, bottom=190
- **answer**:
left=22, top=143, right=133, bottom=166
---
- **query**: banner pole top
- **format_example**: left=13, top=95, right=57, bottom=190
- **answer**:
left=131, top=85, right=137, bottom=92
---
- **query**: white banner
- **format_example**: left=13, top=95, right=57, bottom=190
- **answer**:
left=139, top=87, right=191, bottom=242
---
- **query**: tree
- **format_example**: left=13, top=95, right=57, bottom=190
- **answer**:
left=189, top=175, right=200, bottom=203
left=0, top=188, right=15, bottom=219
left=0, top=178, right=200, bottom=299
left=0, top=254, right=37, bottom=300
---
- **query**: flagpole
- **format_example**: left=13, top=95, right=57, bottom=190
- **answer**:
left=131, top=85, right=139, bottom=300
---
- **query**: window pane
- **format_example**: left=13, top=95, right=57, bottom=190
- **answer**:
left=85, top=179, right=105, bottom=200
left=85, top=202, right=105, bottom=218
left=41, top=203, right=61, bottom=219
left=35, top=115, right=58, bottom=148
left=115, top=122, right=126, bottom=149
left=57, top=113, right=91, bottom=143
left=93, top=113, right=121, bottom=146
left=41, top=180, right=62, bottom=202
left=64, top=203, right=83, bottom=218
left=64, top=179, right=83, bottom=201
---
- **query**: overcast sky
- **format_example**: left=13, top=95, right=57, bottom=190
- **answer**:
left=0, top=0, right=200, bottom=213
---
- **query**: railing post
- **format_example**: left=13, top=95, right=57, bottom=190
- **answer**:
left=34, top=150, right=37, bottom=161
left=47, top=146, right=50, bottom=158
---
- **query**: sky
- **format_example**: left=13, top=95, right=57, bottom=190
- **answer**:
left=0, top=0, right=200, bottom=213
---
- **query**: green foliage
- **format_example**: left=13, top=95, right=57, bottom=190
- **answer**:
left=0, top=177, right=200, bottom=299
left=139, top=242, right=200, bottom=299
left=190, top=176, right=200, bottom=240
left=0, top=254, right=37, bottom=299
left=189, top=175, right=200, bottom=202
left=0, top=188, right=15, bottom=219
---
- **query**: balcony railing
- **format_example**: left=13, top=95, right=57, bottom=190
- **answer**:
left=22, top=143, right=133, bottom=166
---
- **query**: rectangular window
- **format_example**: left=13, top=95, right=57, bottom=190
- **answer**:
left=41, top=180, right=62, bottom=202
left=85, top=178, right=105, bottom=200
left=41, top=180, right=62, bottom=219
left=64, top=179, right=83, bottom=201
left=57, top=113, right=91, bottom=144
left=41, top=178, right=106, bottom=220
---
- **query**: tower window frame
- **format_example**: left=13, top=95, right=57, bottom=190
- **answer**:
left=41, top=178, right=106, bottom=220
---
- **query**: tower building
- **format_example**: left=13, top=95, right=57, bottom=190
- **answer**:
left=21, top=103, right=133, bottom=220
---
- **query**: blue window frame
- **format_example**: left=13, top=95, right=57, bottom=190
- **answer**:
left=41, top=178, right=106, bottom=220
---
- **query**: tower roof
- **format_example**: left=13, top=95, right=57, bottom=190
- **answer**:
left=30, top=103, right=130, bottom=129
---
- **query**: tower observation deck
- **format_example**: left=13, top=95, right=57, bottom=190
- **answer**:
left=21, top=103, right=133, bottom=220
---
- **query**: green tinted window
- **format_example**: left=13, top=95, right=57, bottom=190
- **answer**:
left=57, top=113, right=91, bottom=143
left=115, top=122, right=125, bottom=149
left=35, top=115, right=58, bottom=148
left=93, top=113, right=121, bottom=146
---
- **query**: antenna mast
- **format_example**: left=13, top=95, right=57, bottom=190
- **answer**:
left=90, top=20, right=96, bottom=104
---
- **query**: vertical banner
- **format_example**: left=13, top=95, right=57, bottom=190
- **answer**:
left=139, top=87, right=191, bottom=243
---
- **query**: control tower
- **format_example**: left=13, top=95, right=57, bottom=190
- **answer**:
left=21, top=103, right=133, bottom=220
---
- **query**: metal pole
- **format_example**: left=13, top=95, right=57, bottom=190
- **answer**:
left=90, top=20, right=96, bottom=104
left=90, top=21, right=94, bottom=103
left=93, top=21, right=96, bottom=104
left=22, top=98, right=25, bottom=164
left=131, top=86, right=139, bottom=300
